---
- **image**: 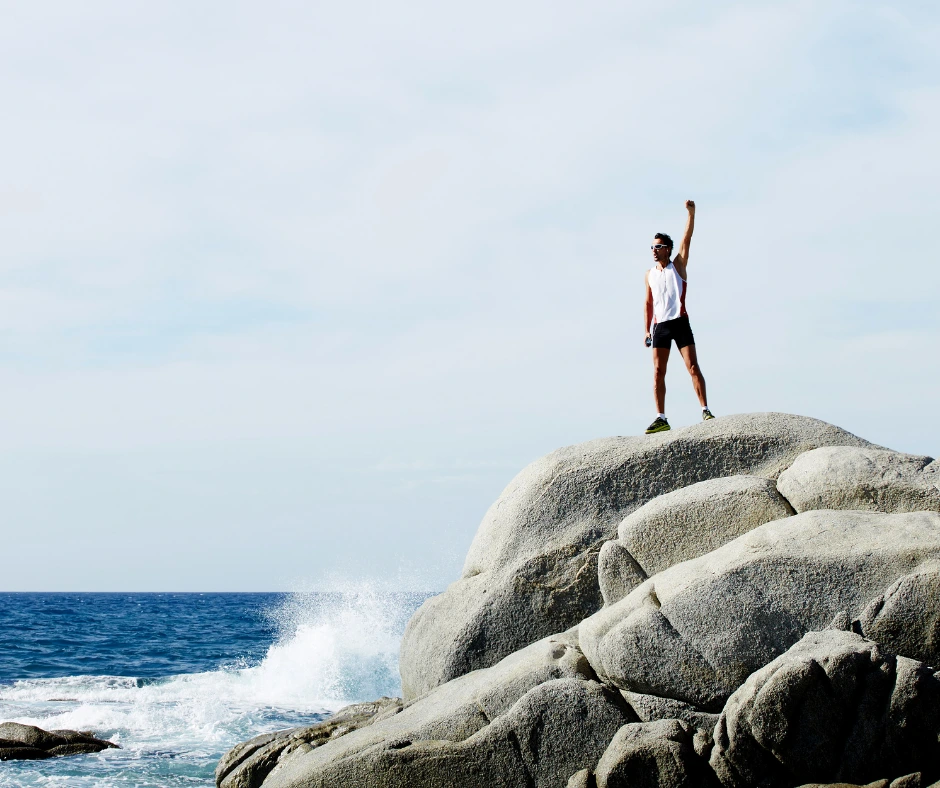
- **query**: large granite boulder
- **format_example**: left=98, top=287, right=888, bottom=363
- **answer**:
left=710, top=629, right=940, bottom=787
left=220, top=631, right=629, bottom=788
left=221, top=413, right=940, bottom=788
left=594, top=719, right=718, bottom=788
left=0, top=722, right=118, bottom=760
left=579, top=510, right=940, bottom=710
left=599, top=475, right=794, bottom=605
left=258, top=678, right=634, bottom=788
left=400, top=414, right=874, bottom=698
left=777, top=447, right=940, bottom=514
left=856, top=559, right=940, bottom=667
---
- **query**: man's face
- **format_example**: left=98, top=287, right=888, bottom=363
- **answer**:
left=651, top=239, right=671, bottom=264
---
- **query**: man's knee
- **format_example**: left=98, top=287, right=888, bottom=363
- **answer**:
left=653, top=365, right=667, bottom=381
left=687, top=363, right=704, bottom=379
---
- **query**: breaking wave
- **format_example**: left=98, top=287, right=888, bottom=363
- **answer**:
left=0, top=587, right=429, bottom=787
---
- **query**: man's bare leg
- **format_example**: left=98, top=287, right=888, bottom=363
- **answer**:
left=679, top=343, right=707, bottom=407
left=653, top=347, right=670, bottom=414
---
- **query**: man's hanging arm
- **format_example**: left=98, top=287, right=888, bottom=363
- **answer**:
left=644, top=272, right=654, bottom=342
left=674, top=200, right=695, bottom=279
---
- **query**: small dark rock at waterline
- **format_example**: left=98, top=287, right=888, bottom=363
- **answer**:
left=0, top=721, right=119, bottom=760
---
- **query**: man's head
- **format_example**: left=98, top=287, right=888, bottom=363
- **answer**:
left=651, top=232, right=673, bottom=264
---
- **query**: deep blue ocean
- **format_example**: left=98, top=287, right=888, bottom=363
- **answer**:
left=0, top=590, right=429, bottom=787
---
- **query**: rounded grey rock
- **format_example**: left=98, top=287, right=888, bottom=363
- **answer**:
left=579, top=510, right=940, bottom=710
left=400, top=413, right=874, bottom=699
left=595, top=719, right=717, bottom=788
left=710, top=630, right=940, bottom=787
left=856, top=559, right=940, bottom=667
left=777, top=446, right=940, bottom=514
left=599, top=475, right=794, bottom=605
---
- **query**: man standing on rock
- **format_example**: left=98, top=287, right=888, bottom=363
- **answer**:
left=643, top=200, right=713, bottom=434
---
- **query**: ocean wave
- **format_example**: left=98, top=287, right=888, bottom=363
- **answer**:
left=0, top=587, right=426, bottom=786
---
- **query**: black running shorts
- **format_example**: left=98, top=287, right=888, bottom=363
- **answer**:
left=652, top=315, right=695, bottom=349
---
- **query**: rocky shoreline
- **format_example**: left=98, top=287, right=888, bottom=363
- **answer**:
left=218, top=413, right=940, bottom=788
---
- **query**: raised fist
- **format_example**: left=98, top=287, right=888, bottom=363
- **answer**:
left=686, top=199, right=695, bottom=213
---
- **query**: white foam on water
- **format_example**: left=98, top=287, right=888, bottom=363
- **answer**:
left=0, top=586, right=421, bottom=783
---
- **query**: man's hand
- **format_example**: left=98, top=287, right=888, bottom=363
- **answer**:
left=685, top=199, right=695, bottom=215
left=644, top=332, right=652, bottom=347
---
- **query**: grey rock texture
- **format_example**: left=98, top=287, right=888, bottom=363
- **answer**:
left=798, top=777, right=932, bottom=788
left=598, top=540, right=647, bottom=606
left=926, top=459, right=940, bottom=491
left=856, top=559, right=940, bottom=667
left=621, top=691, right=718, bottom=733
left=216, top=698, right=403, bottom=788
left=710, top=630, right=940, bottom=788
left=0, top=722, right=118, bottom=760
left=220, top=632, right=615, bottom=788
left=491, top=679, right=636, bottom=788
left=594, top=719, right=717, bottom=788
left=260, top=678, right=634, bottom=788
left=600, top=475, right=794, bottom=605
left=620, top=691, right=719, bottom=758
left=618, top=475, right=794, bottom=577
left=777, top=447, right=940, bottom=514
left=567, top=769, right=596, bottom=788
left=579, top=510, right=940, bottom=710
left=400, top=414, right=873, bottom=698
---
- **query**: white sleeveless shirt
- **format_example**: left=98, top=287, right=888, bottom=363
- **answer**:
left=648, top=262, right=688, bottom=323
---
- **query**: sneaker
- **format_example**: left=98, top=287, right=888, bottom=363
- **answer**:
left=702, top=408, right=715, bottom=421
left=645, top=416, right=670, bottom=434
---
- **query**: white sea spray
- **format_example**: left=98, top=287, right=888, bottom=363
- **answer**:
left=0, top=586, right=429, bottom=788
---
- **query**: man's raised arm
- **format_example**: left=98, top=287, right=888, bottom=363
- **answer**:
left=674, top=200, right=695, bottom=278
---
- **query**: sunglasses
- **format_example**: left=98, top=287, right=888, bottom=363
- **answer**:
left=650, top=244, right=670, bottom=250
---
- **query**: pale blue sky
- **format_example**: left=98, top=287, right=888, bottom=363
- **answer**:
left=1, top=1, right=937, bottom=590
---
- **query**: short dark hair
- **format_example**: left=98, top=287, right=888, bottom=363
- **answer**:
left=654, top=233, right=673, bottom=249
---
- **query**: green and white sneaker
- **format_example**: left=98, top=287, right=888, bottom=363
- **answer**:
left=702, top=408, right=715, bottom=421
left=645, top=416, right=670, bottom=434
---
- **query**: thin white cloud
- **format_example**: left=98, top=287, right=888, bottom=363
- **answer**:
left=0, top=0, right=937, bottom=588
